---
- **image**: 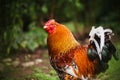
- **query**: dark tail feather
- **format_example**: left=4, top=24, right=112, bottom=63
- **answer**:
left=99, top=40, right=119, bottom=72
left=107, top=40, right=119, bottom=60
left=104, top=32, right=119, bottom=61
left=87, top=41, right=99, bottom=61
left=87, top=39, right=119, bottom=73
left=102, top=40, right=119, bottom=63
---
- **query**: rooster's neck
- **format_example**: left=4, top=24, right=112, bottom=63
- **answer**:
left=47, top=25, right=80, bottom=56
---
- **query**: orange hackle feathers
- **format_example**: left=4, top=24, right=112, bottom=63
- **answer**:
left=47, top=22, right=79, bottom=56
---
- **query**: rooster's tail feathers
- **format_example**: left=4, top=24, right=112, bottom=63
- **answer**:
left=88, top=26, right=119, bottom=62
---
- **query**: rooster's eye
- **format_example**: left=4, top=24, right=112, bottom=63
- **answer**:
left=88, top=36, right=90, bottom=38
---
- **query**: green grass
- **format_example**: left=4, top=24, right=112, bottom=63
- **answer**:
left=27, top=68, right=59, bottom=80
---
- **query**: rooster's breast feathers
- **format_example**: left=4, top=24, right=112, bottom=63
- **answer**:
left=50, top=46, right=100, bottom=79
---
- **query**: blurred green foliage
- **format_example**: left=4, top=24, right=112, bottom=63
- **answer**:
left=0, top=0, right=120, bottom=56
left=12, top=22, right=47, bottom=51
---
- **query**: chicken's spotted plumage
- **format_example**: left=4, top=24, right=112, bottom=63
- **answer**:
left=44, top=19, right=118, bottom=80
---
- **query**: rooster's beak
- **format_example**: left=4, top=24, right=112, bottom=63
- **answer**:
left=43, top=26, right=47, bottom=29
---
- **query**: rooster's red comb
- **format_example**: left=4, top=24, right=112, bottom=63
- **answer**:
left=45, top=19, right=55, bottom=26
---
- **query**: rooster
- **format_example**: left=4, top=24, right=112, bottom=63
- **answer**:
left=43, top=19, right=119, bottom=80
